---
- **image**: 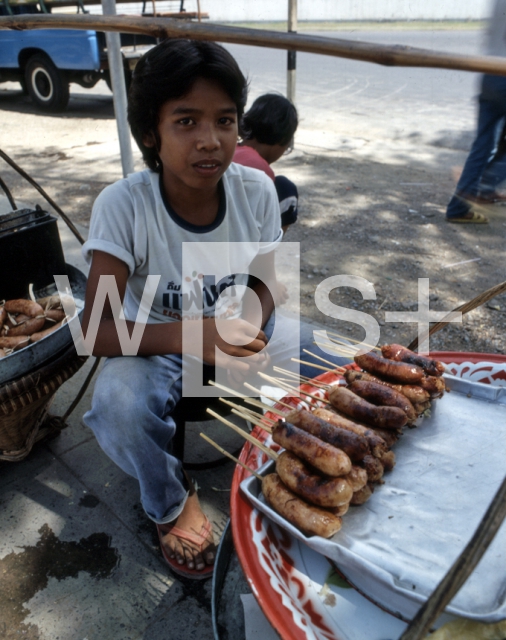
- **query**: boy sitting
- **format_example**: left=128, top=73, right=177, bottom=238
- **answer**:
left=234, top=93, right=299, bottom=233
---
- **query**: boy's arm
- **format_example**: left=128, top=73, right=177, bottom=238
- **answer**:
left=83, top=251, right=268, bottom=368
left=241, top=250, right=277, bottom=331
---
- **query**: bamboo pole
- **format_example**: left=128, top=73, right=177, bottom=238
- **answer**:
left=3, top=14, right=506, bottom=76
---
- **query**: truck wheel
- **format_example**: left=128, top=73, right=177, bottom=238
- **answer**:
left=25, top=54, right=69, bottom=112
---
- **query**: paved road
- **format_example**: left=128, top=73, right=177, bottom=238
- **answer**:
left=0, top=28, right=484, bottom=151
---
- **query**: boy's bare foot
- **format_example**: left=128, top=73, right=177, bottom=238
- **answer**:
left=157, top=481, right=215, bottom=573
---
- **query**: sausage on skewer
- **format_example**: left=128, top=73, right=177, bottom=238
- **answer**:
left=285, top=408, right=370, bottom=461
left=272, top=421, right=352, bottom=477
left=381, top=344, right=445, bottom=377
left=347, top=379, right=417, bottom=423
left=344, top=370, right=430, bottom=405
left=355, top=351, right=425, bottom=384
left=276, top=451, right=353, bottom=507
left=262, top=473, right=342, bottom=538
left=328, top=387, right=407, bottom=430
left=311, top=406, right=388, bottom=458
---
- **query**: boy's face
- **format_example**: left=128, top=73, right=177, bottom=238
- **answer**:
left=145, top=78, right=238, bottom=196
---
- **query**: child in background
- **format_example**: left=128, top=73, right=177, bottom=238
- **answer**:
left=81, top=39, right=347, bottom=582
left=234, top=93, right=299, bottom=233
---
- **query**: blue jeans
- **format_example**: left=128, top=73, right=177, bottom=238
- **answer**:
left=446, top=74, right=506, bottom=219
left=83, top=314, right=350, bottom=524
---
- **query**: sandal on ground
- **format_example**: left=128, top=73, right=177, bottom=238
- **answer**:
left=446, top=211, right=489, bottom=224
left=156, top=517, right=214, bottom=580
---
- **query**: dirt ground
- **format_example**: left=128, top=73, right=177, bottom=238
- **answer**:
left=0, top=80, right=505, bottom=359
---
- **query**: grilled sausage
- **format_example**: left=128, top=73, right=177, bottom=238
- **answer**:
left=0, top=306, right=6, bottom=332
left=312, top=406, right=387, bottom=458
left=347, top=465, right=368, bottom=492
left=262, top=473, right=342, bottom=538
left=379, top=450, right=396, bottom=472
left=31, top=321, right=63, bottom=342
left=345, top=370, right=431, bottom=405
left=272, top=421, right=352, bottom=477
left=4, top=299, right=44, bottom=318
left=419, top=375, right=446, bottom=399
left=381, top=343, right=445, bottom=377
left=355, top=351, right=424, bottom=384
left=276, top=451, right=353, bottom=507
left=329, top=502, right=350, bottom=517
left=351, top=483, right=374, bottom=506
left=328, top=386, right=407, bottom=430
left=369, top=426, right=400, bottom=448
left=360, top=454, right=384, bottom=483
left=348, top=379, right=417, bottom=423
left=44, top=309, right=66, bottom=323
left=285, top=408, right=370, bottom=461
left=0, top=336, right=30, bottom=350
left=7, top=316, right=45, bottom=336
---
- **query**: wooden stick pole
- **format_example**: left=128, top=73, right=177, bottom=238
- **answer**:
left=408, top=279, right=506, bottom=351
left=399, top=473, right=506, bottom=640
left=3, top=15, right=506, bottom=76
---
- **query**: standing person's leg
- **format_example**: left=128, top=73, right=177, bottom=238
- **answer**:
left=477, top=76, right=506, bottom=198
left=446, top=79, right=502, bottom=221
left=274, top=175, right=298, bottom=232
left=83, top=354, right=215, bottom=577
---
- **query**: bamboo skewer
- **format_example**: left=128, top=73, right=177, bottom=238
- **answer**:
left=230, top=408, right=273, bottom=432
left=273, top=366, right=330, bottom=390
left=206, top=408, right=277, bottom=460
left=302, top=348, right=347, bottom=371
left=209, top=380, right=285, bottom=416
left=243, top=381, right=294, bottom=411
left=218, top=398, right=276, bottom=429
left=291, top=358, right=335, bottom=373
left=199, top=433, right=263, bottom=481
left=258, top=372, right=330, bottom=405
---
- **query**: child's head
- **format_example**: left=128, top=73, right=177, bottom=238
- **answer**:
left=128, top=39, right=248, bottom=172
left=242, top=93, right=298, bottom=148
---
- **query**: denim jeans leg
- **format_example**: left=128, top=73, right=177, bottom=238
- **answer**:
left=446, top=97, right=503, bottom=219
left=83, top=354, right=188, bottom=524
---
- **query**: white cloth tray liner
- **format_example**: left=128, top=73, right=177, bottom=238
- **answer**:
left=240, top=375, right=506, bottom=622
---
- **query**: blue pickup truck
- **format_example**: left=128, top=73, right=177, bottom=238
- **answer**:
left=0, top=0, right=195, bottom=111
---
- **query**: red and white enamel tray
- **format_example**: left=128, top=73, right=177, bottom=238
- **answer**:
left=230, top=352, right=506, bottom=640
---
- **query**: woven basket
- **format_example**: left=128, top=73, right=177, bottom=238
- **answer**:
left=0, top=344, right=87, bottom=462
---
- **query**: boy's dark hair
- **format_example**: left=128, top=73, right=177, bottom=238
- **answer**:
left=242, top=93, right=298, bottom=147
left=128, top=39, right=248, bottom=172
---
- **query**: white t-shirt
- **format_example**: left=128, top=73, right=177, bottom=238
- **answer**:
left=82, top=163, right=282, bottom=323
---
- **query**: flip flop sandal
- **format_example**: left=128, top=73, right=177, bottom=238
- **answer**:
left=446, top=211, right=489, bottom=224
left=156, top=517, right=215, bottom=580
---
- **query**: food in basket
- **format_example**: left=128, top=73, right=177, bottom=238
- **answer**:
left=0, top=295, right=68, bottom=355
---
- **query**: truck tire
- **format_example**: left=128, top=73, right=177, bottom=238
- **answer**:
left=25, top=54, right=69, bottom=112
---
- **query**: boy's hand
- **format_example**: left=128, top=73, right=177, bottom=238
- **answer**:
left=200, top=317, right=270, bottom=385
